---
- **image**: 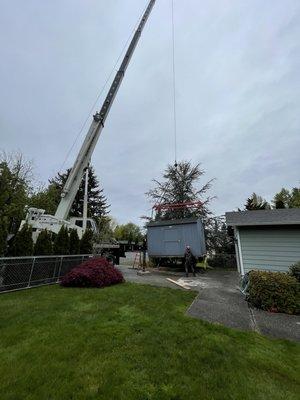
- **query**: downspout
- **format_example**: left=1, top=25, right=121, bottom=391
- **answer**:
left=235, top=227, right=245, bottom=276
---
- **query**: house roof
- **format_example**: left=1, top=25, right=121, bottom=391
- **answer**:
left=225, top=209, right=300, bottom=227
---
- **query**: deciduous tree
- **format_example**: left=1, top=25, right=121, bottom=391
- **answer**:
left=0, top=152, right=32, bottom=233
left=114, top=223, right=143, bottom=244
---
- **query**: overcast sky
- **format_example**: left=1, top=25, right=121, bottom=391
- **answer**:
left=1, top=0, right=299, bottom=225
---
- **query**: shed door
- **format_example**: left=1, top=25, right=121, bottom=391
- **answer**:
left=163, top=228, right=181, bottom=255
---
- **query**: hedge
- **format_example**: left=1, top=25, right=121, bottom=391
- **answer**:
left=207, top=253, right=237, bottom=269
left=289, top=262, right=300, bottom=283
left=247, top=270, right=300, bottom=315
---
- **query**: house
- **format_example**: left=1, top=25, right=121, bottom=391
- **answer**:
left=225, top=209, right=300, bottom=275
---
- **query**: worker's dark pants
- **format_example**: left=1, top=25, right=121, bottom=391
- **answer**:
left=185, top=261, right=195, bottom=277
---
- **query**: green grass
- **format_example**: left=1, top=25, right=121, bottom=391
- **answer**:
left=0, top=284, right=299, bottom=400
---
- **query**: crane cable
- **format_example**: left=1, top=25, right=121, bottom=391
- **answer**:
left=171, top=0, right=178, bottom=168
left=58, top=0, right=151, bottom=173
left=151, top=0, right=178, bottom=217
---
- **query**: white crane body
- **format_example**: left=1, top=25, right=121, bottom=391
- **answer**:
left=22, top=0, right=156, bottom=240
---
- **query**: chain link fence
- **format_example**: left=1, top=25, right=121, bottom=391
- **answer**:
left=0, top=255, right=92, bottom=293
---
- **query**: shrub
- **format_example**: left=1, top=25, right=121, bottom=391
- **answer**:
left=289, top=262, right=300, bottom=283
left=0, top=218, right=8, bottom=256
left=247, top=270, right=300, bottom=315
left=53, top=226, right=70, bottom=255
left=34, top=230, right=53, bottom=255
left=80, top=229, right=93, bottom=254
left=60, top=257, right=124, bottom=288
left=69, top=229, right=80, bottom=255
left=207, top=253, right=237, bottom=269
left=9, top=223, right=33, bottom=256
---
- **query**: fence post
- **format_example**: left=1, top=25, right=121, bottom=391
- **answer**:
left=56, top=256, right=63, bottom=283
left=27, top=257, right=36, bottom=288
left=52, top=257, right=58, bottom=282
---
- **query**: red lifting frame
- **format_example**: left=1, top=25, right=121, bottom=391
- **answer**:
left=153, top=200, right=203, bottom=212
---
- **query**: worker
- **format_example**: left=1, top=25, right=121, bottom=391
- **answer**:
left=184, top=246, right=196, bottom=277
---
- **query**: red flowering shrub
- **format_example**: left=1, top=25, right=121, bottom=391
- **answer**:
left=60, top=257, right=124, bottom=288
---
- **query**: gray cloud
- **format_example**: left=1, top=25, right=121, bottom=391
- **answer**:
left=1, top=0, right=299, bottom=224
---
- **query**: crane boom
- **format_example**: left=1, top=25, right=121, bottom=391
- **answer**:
left=55, top=0, right=156, bottom=220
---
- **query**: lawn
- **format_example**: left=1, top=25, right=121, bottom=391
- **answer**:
left=0, top=283, right=299, bottom=400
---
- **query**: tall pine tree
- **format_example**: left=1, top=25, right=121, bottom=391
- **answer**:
left=47, top=166, right=110, bottom=220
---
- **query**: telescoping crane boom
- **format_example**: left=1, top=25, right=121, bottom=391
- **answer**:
left=22, top=0, right=157, bottom=240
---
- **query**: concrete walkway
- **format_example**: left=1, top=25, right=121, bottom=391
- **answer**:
left=119, top=265, right=300, bottom=342
left=186, top=270, right=300, bottom=341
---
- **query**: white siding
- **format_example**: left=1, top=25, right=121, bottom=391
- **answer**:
left=239, top=226, right=300, bottom=273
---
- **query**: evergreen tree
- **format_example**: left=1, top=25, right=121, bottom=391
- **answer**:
left=69, top=229, right=80, bottom=255
left=146, top=161, right=214, bottom=220
left=53, top=226, right=70, bottom=255
left=0, top=218, right=8, bottom=256
left=244, top=193, right=270, bottom=210
left=272, top=188, right=290, bottom=209
left=274, top=199, right=285, bottom=209
left=9, top=223, right=33, bottom=256
left=272, top=187, right=300, bottom=209
left=34, top=230, right=53, bottom=255
left=205, top=216, right=235, bottom=254
left=46, top=166, right=109, bottom=220
left=80, top=229, right=94, bottom=254
left=289, top=188, right=300, bottom=208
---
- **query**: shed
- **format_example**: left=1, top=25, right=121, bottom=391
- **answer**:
left=225, top=209, right=300, bottom=275
left=147, top=218, right=206, bottom=258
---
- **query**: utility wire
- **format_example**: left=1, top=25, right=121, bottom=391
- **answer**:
left=59, top=1, right=150, bottom=173
left=171, top=0, right=178, bottom=166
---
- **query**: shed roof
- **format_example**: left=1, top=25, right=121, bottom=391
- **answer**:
left=147, top=218, right=199, bottom=227
left=225, top=209, right=300, bottom=227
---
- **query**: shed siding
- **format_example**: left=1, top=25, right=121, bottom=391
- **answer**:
left=147, top=219, right=206, bottom=258
left=239, top=227, right=300, bottom=273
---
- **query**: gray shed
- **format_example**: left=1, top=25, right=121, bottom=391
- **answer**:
left=147, top=218, right=206, bottom=258
left=226, top=209, right=300, bottom=275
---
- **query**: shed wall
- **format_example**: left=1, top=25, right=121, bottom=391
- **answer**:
left=147, top=220, right=206, bottom=258
left=239, top=226, right=300, bottom=273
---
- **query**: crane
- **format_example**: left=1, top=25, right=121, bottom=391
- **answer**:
left=21, top=0, right=157, bottom=241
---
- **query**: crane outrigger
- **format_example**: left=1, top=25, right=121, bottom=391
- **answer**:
left=21, top=0, right=156, bottom=241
